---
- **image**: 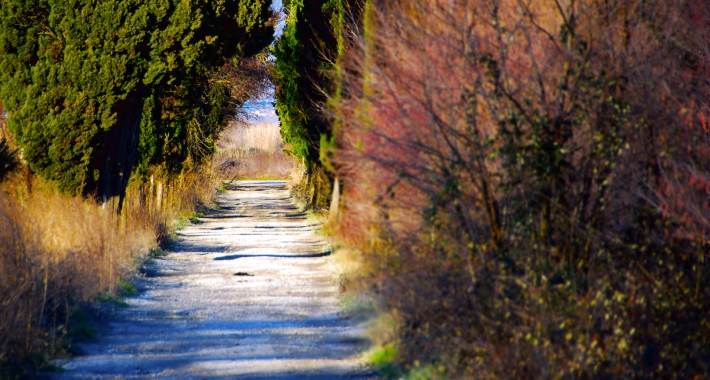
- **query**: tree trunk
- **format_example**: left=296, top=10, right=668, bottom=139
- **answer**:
left=328, top=177, right=340, bottom=222
left=156, top=182, right=164, bottom=211
left=96, top=90, right=145, bottom=214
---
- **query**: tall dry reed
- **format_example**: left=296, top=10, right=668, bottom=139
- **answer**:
left=0, top=188, right=154, bottom=371
left=213, top=121, right=297, bottom=180
left=0, top=151, right=223, bottom=374
left=122, top=168, right=220, bottom=243
left=218, top=122, right=284, bottom=153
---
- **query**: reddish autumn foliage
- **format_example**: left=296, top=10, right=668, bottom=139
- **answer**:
left=332, top=0, right=710, bottom=377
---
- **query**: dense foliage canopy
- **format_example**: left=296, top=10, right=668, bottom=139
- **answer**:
left=271, top=0, right=355, bottom=165
left=0, top=0, right=273, bottom=205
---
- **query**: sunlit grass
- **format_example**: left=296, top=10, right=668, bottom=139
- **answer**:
left=0, top=189, right=154, bottom=370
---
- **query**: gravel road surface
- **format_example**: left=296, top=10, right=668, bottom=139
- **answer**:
left=55, top=181, right=374, bottom=379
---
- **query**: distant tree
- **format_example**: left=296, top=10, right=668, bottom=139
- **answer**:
left=0, top=0, right=274, bottom=210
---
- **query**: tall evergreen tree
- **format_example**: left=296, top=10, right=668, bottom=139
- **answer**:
left=0, top=0, right=273, bottom=208
left=272, top=0, right=357, bottom=166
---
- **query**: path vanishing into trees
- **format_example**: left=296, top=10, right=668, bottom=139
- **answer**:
left=56, top=181, right=375, bottom=379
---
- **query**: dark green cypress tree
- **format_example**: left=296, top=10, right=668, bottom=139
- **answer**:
left=272, top=0, right=358, bottom=166
left=0, top=0, right=273, bottom=208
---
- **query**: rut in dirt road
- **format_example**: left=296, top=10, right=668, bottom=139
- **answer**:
left=56, top=181, right=374, bottom=379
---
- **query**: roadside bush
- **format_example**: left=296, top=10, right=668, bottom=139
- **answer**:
left=0, top=150, right=219, bottom=373
left=333, top=0, right=710, bottom=377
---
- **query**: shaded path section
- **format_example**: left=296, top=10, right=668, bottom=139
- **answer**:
left=56, top=181, right=374, bottom=379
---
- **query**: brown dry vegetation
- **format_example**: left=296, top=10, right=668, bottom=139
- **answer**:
left=0, top=136, right=219, bottom=374
left=0, top=185, right=153, bottom=372
left=213, top=122, right=297, bottom=180
left=333, top=0, right=710, bottom=378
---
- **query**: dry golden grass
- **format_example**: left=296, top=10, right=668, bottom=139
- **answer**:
left=0, top=150, right=222, bottom=372
left=213, top=121, right=297, bottom=180
left=218, top=122, right=284, bottom=153
left=122, top=169, right=220, bottom=243
left=215, top=150, right=296, bottom=180
left=0, top=187, right=154, bottom=370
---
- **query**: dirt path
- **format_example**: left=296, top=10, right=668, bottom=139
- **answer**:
left=56, top=181, right=374, bottom=379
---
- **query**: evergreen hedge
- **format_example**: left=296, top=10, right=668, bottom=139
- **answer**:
left=272, top=0, right=355, bottom=166
left=0, top=0, right=273, bottom=208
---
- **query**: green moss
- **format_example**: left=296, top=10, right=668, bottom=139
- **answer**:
left=368, top=343, right=399, bottom=377
left=98, top=293, right=129, bottom=308
left=149, top=247, right=168, bottom=258
left=117, top=279, right=138, bottom=297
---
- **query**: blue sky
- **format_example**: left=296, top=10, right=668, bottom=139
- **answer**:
left=241, top=0, right=284, bottom=124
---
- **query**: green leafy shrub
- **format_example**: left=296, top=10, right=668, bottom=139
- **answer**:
left=270, top=0, right=360, bottom=209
